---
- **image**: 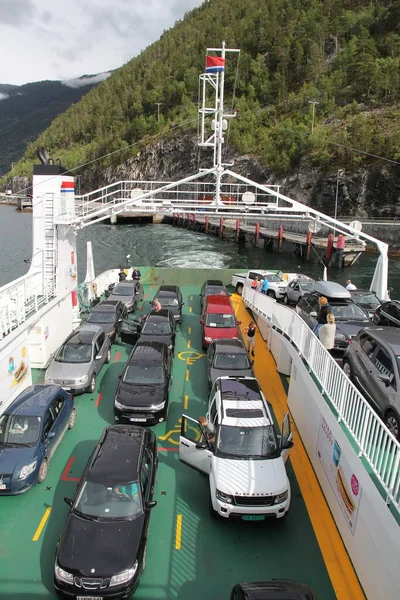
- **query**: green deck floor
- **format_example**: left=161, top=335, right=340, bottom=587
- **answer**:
left=0, top=285, right=336, bottom=599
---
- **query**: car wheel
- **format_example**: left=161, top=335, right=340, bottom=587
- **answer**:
left=87, top=374, right=96, bottom=394
left=106, top=348, right=111, bottom=363
left=283, top=294, right=289, bottom=305
left=267, top=290, right=276, bottom=299
left=385, top=411, right=400, bottom=440
left=68, top=408, right=76, bottom=430
left=38, top=459, right=49, bottom=484
left=236, top=283, right=243, bottom=295
left=342, top=360, right=353, bottom=380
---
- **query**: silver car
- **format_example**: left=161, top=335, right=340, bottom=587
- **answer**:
left=45, top=324, right=111, bottom=395
left=283, top=277, right=315, bottom=305
left=207, top=338, right=253, bottom=388
left=109, top=281, right=141, bottom=312
left=343, top=327, right=400, bottom=439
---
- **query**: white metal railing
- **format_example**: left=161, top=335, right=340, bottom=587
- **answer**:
left=243, top=286, right=400, bottom=513
left=0, top=271, right=57, bottom=340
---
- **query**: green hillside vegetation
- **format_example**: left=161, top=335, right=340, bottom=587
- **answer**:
left=10, top=0, right=400, bottom=179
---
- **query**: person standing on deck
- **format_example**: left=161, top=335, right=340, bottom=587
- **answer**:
left=118, top=266, right=127, bottom=282
left=251, top=277, right=259, bottom=290
left=335, top=235, right=345, bottom=268
left=132, top=267, right=141, bottom=280
left=318, top=313, right=336, bottom=354
left=244, top=321, right=257, bottom=357
left=153, top=298, right=162, bottom=312
left=313, top=297, right=331, bottom=335
left=346, top=279, right=357, bottom=290
left=261, top=278, right=269, bottom=295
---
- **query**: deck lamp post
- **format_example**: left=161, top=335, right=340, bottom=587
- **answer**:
left=333, top=169, right=344, bottom=236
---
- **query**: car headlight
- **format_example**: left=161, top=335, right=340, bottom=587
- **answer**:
left=54, top=564, right=73, bottom=584
left=216, top=489, right=234, bottom=504
left=19, top=460, right=37, bottom=480
left=110, top=561, right=138, bottom=587
left=274, top=490, right=289, bottom=504
left=335, top=333, right=348, bottom=341
left=204, top=336, right=213, bottom=342
left=149, top=401, right=166, bottom=411
left=76, top=374, right=89, bottom=384
left=108, top=329, right=116, bottom=338
left=115, top=399, right=126, bottom=410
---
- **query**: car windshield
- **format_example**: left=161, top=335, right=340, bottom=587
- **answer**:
left=87, top=312, right=115, bottom=324
left=112, top=286, right=133, bottom=296
left=206, top=287, right=226, bottom=296
left=214, top=352, right=250, bottom=370
left=74, top=480, right=142, bottom=520
left=216, top=425, right=279, bottom=459
left=142, top=321, right=171, bottom=335
left=0, top=414, right=41, bottom=447
left=264, top=274, right=282, bottom=283
left=353, top=293, right=380, bottom=307
left=55, top=343, right=92, bottom=363
left=205, top=313, right=236, bottom=328
left=301, top=283, right=314, bottom=291
left=330, top=303, right=368, bottom=320
left=123, top=364, right=165, bottom=385
left=159, top=296, right=179, bottom=307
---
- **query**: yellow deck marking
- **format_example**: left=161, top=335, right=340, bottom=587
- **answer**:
left=177, top=350, right=205, bottom=365
left=185, top=369, right=190, bottom=381
left=188, top=327, right=192, bottom=334
left=184, top=395, right=189, bottom=409
left=187, top=340, right=191, bottom=348
left=232, top=295, right=366, bottom=600
left=189, top=306, right=192, bottom=312
left=32, top=507, right=52, bottom=542
left=175, top=514, right=182, bottom=550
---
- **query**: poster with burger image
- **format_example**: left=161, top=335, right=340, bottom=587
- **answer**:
left=317, top=415, right=362, bottom=535
left=0, top=338, right=30, bottom=398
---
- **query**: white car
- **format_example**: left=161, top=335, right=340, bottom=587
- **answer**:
left=179, top=376, right=293, bottom=520
left=231, top=270, right=289, bottom=299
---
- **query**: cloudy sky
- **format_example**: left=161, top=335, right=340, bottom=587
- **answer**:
left=0, top=0, right=203, bottom=85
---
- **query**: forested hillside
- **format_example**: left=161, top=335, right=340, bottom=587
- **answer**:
left=9, top=0, right=400, bottom=179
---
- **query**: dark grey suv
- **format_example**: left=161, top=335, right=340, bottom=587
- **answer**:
left=343, top=327, right=400, bottom=439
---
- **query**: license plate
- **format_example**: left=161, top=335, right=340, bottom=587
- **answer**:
left=130, top=417, right=147, bottom=422
left=242, top=515, right=265, bottom=521
left=77, top=597, right=102, bottom=600
left=0, top=484, right=6, bottom=490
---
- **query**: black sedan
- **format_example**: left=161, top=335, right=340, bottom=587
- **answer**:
left=350, top=290, right=381, bottom=319
left=86, top=300, right=128, bottom=343
left=200, top=279, right=228, bottom=308
left=115, top=341, right=172, bottom=424
left=373, top=299, right=400, bottom=328
left=230, top=580, right=317, bottom=599
left=54, top=425, right=158, bottom=599
left=153, top=285, right=184, bottom=322
left=120, top=310, right=176, bottom=351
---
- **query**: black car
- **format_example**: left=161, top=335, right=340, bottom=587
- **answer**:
left=153, top=285, right=184, bottom=322
left=373, top=300, right=400, bottom=328
left=54, top=425, right=158, bottom=599
left=120, top=310, right=176, bottom=351
left=114, top=342, right=172, bottom=424
left=350, top=290, right=381, bottom=319
left=230, top=580, right=317, bottom=600
left=207, top=338, right=253, bottom=387
left=200, top=279, right=228, bottom=308
left=86, top=300, right=128, bottom=344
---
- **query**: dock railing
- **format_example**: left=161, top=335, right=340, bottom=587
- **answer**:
left=243, top=286, right=400, bottom=514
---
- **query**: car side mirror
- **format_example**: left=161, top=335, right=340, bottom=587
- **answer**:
left=200, top=319, right=204, bottom=325
left=47, top=431, right=56, bottom=439
left=118, top=373, right=122, bottom=378
left=378, top=373, right=391, bottom=386
left=196, top=442, right=208, bottom=450
left=282, top=440, right=294, bottom=450
left=146, top=500, right=157, bottom=509
left=310, top=311, right=317, bottom=317
left=251, top=359, right=255, bottom=367
left=95, top=354, right=102, bottom=360
left=181, top=302, right=185, bottom=306
left=64, top=497, right=73, bottom=507
left=236, top=321, right=242, bottom=325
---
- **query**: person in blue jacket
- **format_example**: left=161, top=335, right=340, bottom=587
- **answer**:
left=261, top=278, right=269, bottom=295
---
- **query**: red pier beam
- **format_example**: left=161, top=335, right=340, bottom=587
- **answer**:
left=277, top=226, right=284, bottom=252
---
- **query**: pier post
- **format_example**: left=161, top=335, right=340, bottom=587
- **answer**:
left=306, top=231, right=313, bottom=260
left=326, top=233, right=334, bottom=265
left=219, top=217, right=224, bottom=238
left=205, top=215, right=209, bottom=233
left=236, top=219, right=240, bottom=242
left=255, top=222, right=260, bottom=246
left=277, top=226, right=284, bottom=252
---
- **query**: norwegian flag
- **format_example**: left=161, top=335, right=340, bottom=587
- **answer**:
left=205, top=55, right=225, bottom=73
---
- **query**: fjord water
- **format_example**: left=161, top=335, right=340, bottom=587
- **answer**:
left=1, top=204, right=400, bottom=296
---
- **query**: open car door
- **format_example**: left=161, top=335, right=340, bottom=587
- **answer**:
left=281, top=412, right=294, bottom=463
left=120, top=317, right=142, bottom=344
left=179, top=415, right=212, bottom=475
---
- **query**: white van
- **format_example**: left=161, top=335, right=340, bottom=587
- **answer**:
left=179, top=376, right=293, bottom=520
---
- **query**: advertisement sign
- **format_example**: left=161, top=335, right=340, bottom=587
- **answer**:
left=317, top=415, right=362, bottom=535
left=0, top=338, right=30, bottom=404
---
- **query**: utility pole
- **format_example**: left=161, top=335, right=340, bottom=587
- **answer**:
left=155, top=103, right=163, bottom=122
left=333, top=169, right=344, bottom=236
left=308, top=100, right=319, bottom=135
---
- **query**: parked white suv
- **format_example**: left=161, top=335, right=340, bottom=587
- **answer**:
left=179, top=376, right=293, bottom=520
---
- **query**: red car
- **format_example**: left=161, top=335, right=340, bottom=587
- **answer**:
left=200, top=295, right=240, bottom=349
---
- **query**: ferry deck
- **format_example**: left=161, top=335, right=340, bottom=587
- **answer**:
left=0, top=278, right=365, bottom=600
